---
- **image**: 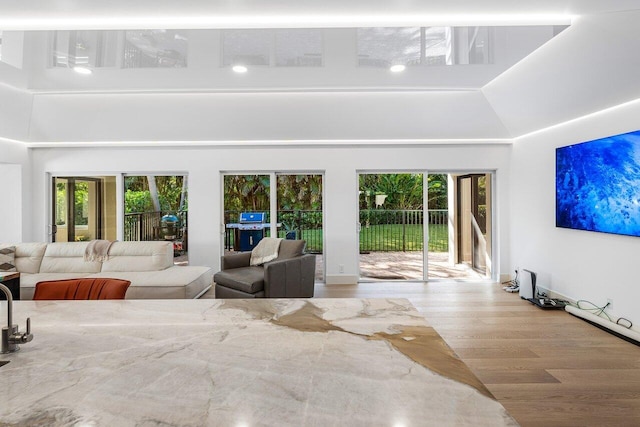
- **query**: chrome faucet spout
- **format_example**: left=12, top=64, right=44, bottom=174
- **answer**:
left=1, top=283, right=13, bottom=331
left=1, top=283, right=32, bottom=354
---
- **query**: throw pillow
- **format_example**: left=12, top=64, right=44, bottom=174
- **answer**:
left=0, top=245, right=17, bottom=272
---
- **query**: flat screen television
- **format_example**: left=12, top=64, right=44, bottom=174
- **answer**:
left=556, top=129, right=640, bottom=237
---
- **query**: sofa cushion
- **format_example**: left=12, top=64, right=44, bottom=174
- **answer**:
left=214, top=266, right=265, bottom=294
left=101, top=241, right=173, bottom=272
left=88, top=266, right=213, bottom=299
left=276, top=240, right=305, bottom=260
left=0, top=245, right=17, bottom=272
left=40, top=242, right=102, bottom=274
left=4, top=243, right=47, bottom=274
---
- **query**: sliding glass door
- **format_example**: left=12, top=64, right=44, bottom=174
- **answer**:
left=356, top=171, right=492, bottom=281
left=358, top=173, right=426, bottom=280
left=51, top=176, right=116, bottom=242
left=222, top=172, right=324, bottom=280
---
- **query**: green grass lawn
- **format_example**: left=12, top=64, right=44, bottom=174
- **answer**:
left=281, top=223, right=448, bottom=253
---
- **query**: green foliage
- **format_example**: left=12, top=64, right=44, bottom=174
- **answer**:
left=277, top=175, right=322, bottom=211
left=124, top=176, right=187, bottom=213
left=55, top=181, right=89, bottom=225
left=125, top=190, right=153, bottom=213
left=359, top=173, right=448, bottom=210
left=74, top=182, right=89, bottom=225
left=427, top=174, right=448, bottom=209
left=223, top=175, right=270, bottom=215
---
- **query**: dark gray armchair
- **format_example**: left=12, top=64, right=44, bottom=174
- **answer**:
left=214, top=240, right=316, bottom=298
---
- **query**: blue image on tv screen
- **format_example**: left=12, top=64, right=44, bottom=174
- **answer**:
left=556, top=130, right=640, bottom=237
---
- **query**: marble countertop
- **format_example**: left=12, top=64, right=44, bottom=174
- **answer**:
left=1, top=298, right=517, bottom=426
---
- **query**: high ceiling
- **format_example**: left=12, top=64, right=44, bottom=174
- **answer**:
left=0, top=0, right=633, bottom=30
left=0, top=0, right=639, bottom=144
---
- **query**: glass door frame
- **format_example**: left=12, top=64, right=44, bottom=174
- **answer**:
left=220, top=170, right=326, bottom=282
left=51, top=176, right=104, bottom=243
left=356, top=170, right=429, bottom=282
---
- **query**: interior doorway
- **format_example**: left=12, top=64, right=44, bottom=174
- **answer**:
left=51, top=176, right=117, bottom=242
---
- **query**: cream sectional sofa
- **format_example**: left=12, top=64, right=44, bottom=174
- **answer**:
left=8, top=241, right=212, bottom=300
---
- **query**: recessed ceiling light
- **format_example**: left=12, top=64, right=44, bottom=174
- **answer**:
left=72, top=66, right=92, bottom=75
left=390, top=64, right=406, bottom=73
left=232, top=65, right=248, bottom=73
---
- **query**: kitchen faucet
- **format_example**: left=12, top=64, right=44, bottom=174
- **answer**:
left=1, top=283, right=33, bottom=354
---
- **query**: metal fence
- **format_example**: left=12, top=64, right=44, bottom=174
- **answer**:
left=223, top=209, right=448, bottom=254
left=359, top=209, right=448, bottom=252
left=224, top=210, right=323, bottom=253
left=124, top=210, right=188, bottom=242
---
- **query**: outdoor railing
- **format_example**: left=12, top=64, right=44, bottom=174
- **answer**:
left=124, top=210, right=188, bottom=242
left=359, top=209, right=448, bottom=252
left=223, top=209, right=448, bottom=254
left=224, top=210, right=323, bottom=253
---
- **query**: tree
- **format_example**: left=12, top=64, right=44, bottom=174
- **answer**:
left=147, top=175, right=161, bottom=212
left=358, top=173, right=448, bottom=210
left=277, top=175, right=322, bottom=211
left=124, top=175, right=188, bottom=213
left=223, top=175, right=270, bottom=214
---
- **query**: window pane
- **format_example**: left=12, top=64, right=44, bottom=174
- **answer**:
left=357, top=26, right=494, bottom=67
left=123, top=30, right=188, bottom=68
left=357, top=27, right=421, bottom=67
left=51, top=30, right=118, bottom=68
left=275, top=29, right=322, bottom=67
left=423, top=27, right=450, bottom=65
left=223, top=175, right=271, bottom=251
left=467, top=27, right=491, bottom=64
left=222, top=30, right=271, bottom=66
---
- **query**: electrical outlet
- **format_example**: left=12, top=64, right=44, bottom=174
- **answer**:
left=607, top=298, right=613, bottom=309
left=339, top=264, right=344, bottom=273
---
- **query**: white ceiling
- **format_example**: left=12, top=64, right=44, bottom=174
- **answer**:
left=0, top=0, right=639, bottom=144
left=0, top=0, right=634, bottom=30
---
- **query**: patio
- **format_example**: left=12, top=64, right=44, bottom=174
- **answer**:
left=182, top=250, right=484, bottom=282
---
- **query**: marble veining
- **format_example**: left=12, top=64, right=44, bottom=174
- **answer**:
left=0, top=298, right=518, bottom=426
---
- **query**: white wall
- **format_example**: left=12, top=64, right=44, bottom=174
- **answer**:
left=0, top=139, right=30, bottom=241
left=0, top=84, right=32, bottom=140
left=28, top=91, right=509, bottom=142
left=511, top=98, right=640, bottom=331
left=484, top=10, right=640, bottom=137
left=0, top=163, right=22, bottom=242
left=29, top=142, right=512, bottom=283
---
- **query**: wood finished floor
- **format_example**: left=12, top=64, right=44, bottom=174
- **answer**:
left=313, top=281, right=640, bottom=427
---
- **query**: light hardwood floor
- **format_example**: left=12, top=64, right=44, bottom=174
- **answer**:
left=313, top=281, right=640, bottom=427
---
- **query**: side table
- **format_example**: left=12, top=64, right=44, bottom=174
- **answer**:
left=0, top=271, right=20, bottom=300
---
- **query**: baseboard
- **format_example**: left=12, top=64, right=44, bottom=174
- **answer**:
left=499, top=273, right=512, bottom=283
left=325, top=275, right=359, bottom=285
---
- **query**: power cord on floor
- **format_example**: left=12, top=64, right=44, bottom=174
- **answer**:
left=572, top=300, right=612, bottom=321
left=502, top=269, right=519, bottom=292
left=501, top=269, right=519, bottom=286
